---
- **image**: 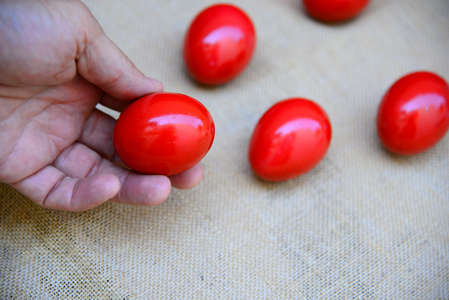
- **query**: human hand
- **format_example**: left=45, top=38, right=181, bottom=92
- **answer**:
left=0, top=0, right=203, bottom=211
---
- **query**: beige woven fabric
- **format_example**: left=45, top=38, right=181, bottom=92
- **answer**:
left=1, top=0, right=448, bottom=298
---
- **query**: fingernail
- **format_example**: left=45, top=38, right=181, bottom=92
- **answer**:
left=147, top=77, right=163, bottom=91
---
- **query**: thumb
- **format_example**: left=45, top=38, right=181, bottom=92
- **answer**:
left=75, top=5, right=162, bottom=101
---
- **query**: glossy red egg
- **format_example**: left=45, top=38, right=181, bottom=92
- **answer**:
left=377, top=71, right=449, bottom=155
left=183, top=4, right=256, bottom=85
left=249, top=98, right=332, bottom=182
left=113, top=93, right=215, bottom=176
left=303, top=0, right=371, bottom=22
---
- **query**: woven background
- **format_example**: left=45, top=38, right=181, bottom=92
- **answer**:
left=1, top=0, right=449, bottom=298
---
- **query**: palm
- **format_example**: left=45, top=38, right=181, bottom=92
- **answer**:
left=2, top=77, right=102, bottom=183
left=0, top=71, right=136, bottom=211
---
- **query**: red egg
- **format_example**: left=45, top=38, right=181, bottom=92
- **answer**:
left=113, top=93, right=215, bottom=176
left=303, top=0, right=371, bottom=22
left=249, top=98, right=332, bottom=181
left=377, top=71, right=449, bottom=155
left=183, top=4, right=256, bottom=85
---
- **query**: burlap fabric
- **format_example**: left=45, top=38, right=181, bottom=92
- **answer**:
left=1, top=0, right=448, bottom=298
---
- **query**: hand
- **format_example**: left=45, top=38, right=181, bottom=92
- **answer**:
left=0, top=0, right=203, bottom=211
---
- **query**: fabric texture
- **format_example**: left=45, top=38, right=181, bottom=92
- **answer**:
left=1, top=0, right=448, bottom=298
